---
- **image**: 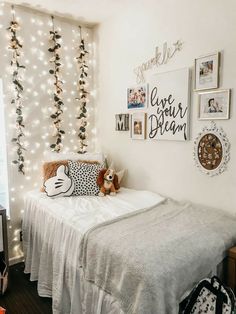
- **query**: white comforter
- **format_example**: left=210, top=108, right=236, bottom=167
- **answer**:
left=23, top=188, right=164, bottom=314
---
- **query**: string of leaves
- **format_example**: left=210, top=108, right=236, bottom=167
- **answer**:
left=75, top=26, right=89, bottom=154
left=7, top=6, right=26, bottom=175
left=48, top=16, right=65, bottom=152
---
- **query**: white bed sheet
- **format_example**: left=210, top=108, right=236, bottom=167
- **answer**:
left=23, top=188, right=165, bottom=314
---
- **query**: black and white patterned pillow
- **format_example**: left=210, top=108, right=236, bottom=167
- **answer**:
left=68, top=161, right=103, bottom=196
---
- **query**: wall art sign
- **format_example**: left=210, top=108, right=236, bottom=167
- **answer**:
left=147, top=68, right=191, bottom=141
left=131, top=112, right=146, bottom=140
left=198, top=89, right=230, bottom=120
left=115, top=114, right=129, bottom=131
left=127, top=85, right=148, bottom=110
left=193, top=122, right=230, bottom=176
left=134, top=40, right=183, bottom=84
left=194, top=52, right=220, bottom=91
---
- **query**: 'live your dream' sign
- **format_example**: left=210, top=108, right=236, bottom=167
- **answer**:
left=147, top=68, right=191, bottom=141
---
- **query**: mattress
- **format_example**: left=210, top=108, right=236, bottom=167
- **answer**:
left=23, top=188, right=235, bottom=314
left=23, top=188, right=165, bottom=314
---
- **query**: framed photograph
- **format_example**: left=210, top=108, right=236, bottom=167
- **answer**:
left=195, top=52, right=220, bottom=91
left=127, top=85, right=148, bottom=109
left=193, top=122, right=230, bottom=176
left=115, top=114, right=129, bottom=131
left=131, top=112, right=146, bottom=140
left=198, top=89, right=230, bottom=120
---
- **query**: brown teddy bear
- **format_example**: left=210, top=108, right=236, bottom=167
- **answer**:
left=97, top=168, right=120, bottom=196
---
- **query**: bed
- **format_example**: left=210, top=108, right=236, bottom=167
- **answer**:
left=23, top=187, right=236, bottom=314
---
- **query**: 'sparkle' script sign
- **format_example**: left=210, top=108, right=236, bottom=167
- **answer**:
left=148, top=68, right=190, bottom=141
left=134, top=40, right=183, bottom=84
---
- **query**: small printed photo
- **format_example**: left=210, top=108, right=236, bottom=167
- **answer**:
left=115, top=114, right=129, bottom=131
left=195, top=52, right=220, bottom=91
left=127, top=85, right=148, bottom=109
left=199, top=60, right=213, bottom=80
left=198, top=89, right=230, bottom=120
left=131, top=112, right=146, bottom=140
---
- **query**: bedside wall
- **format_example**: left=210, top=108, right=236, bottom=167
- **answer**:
left=95, top=0, right=236, bottom=212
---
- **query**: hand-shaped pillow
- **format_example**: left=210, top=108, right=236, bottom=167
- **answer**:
left=44, top=165, right=74, bottom=197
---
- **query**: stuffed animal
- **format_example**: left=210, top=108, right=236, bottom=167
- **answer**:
left=97, top=168, right=120, bottom=196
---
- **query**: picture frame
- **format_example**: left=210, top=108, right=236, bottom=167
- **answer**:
left=115, top=114, right=129, bottom=131
left=194, top=52, right=220, bottom=91
left=193, top=122, right=230, bottom=176
left=131, top=112, right=146, bottom=140
left=147, top=68, right=191, bottom=141
left=198, top=89, right=230, bottom=120
left=127, top=85, right=148, bottom=110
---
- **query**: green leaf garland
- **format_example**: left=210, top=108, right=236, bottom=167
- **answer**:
left=48, top=16, right=65, bottom=152
left=7, top=6, right=26, bottom=175
left=75, top=26, right=89, bottom=154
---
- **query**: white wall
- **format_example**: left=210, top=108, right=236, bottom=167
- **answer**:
left=95, top=0, right=236, bottom=212
left=0, top=2, right=94, bottom=261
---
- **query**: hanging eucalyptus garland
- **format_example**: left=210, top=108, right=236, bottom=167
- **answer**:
left=75, top=26, right=89, bottom=154
left=7, top=6, right=26, bottom=174
left=48, top=15, right=65, bottom=152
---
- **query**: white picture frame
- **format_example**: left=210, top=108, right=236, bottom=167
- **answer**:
left=147, top=68, right=191, bottom=141
left=198, top=89, right=230, bottom=120
left=130, top=112, right=146, bottom=140
left=194, top=52, right=220, bottom=91
left=193, top=122, right=230, bottom=176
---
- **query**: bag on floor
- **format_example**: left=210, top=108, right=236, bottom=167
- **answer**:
left=182, top=276, right=235, bottom=314
left=0, top=257, right=8, bottom=295
left=0, top=307, right=6, bottom=314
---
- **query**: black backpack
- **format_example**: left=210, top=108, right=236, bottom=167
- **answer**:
left=182, top=276, right=235, bottom=314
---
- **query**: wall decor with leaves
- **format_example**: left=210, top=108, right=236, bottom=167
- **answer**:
left=7, top=6, right=26, bottom=174
left=75, top=26, right=89, bottom=154
left=48, top=15, right=65, bottom=153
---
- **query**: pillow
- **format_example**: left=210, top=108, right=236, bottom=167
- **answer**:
left=41, top=160, right=99, bottom=192
left=43, top=151, right=105, bottom=163
left=68, top=160, right=104, bottom=196
left=44, top=165, right=74, bottom=198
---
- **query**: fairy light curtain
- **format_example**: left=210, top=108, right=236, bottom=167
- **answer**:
left=7, top=6, right=26, bottom=174
left=0, top=2, right=94, bottom=259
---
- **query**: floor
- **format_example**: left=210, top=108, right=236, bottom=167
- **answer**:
left=0, top=263, right=52, bottom=314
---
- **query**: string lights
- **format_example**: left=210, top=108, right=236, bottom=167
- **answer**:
left=1, top=1, right=94, bottom=259
left=48, top=15, right=65, bottom=152
left=7, top=5, right=26, bottom=174
left=75, top=26, right=89, bottom=154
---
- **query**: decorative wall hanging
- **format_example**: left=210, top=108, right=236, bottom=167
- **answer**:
left=193, top=122, right=230, bottom=176
left=194, top=52, right=220, bottom=91
left=131, top=112, right=146, bottom=140
left=134, top=40, right=183, bottom=84
left=147, top=68, right=190, bottom=141
left=115, top=114, right=129, bottom=131
left=7, top=6, right=26, bottom=174
left=198, top=89, right=230, bottom=120
left=48, top=15, right=65, bottom=153
left=75, top=26, right=89, bottom=154
left=127, top=85, right=148, bottom=110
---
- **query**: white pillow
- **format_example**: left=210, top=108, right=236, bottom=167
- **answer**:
left=43, top=151, right=105, bottom=163
left=44, top=165, right=74, bottom=197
